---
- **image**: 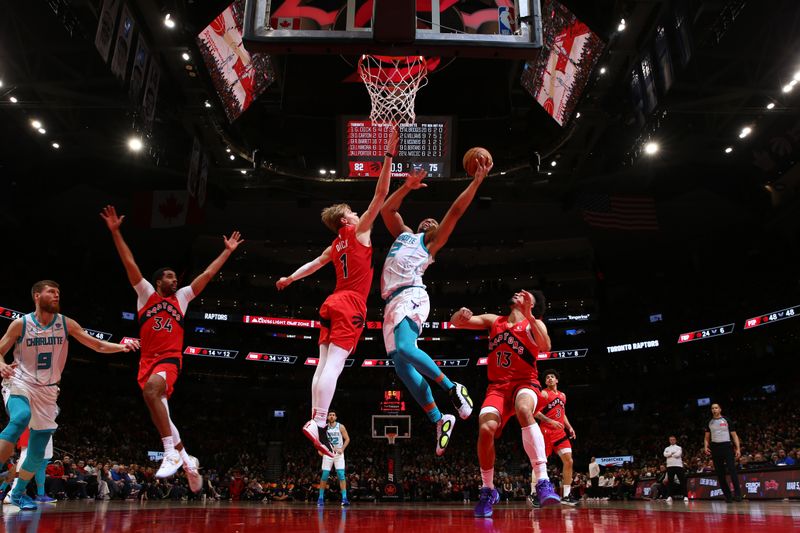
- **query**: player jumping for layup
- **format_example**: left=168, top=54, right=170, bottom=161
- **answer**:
left=0, top=280, right=139, bottom=510
left=379, top=156, right=491, bottom=455
left=535, top=369, right=580, bottom=506
left=450, top=290, right=560, bottom=517
left=102, top=206, right=242, bottom=490
left=277, top=130, right=398, bottom=457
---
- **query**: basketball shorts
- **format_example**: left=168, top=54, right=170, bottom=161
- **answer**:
left=382, top=287, right=430, bottom=353
left=480, top=379, right=542, bottom=438
left=318, top=291, right=367, bottom=353
left=2, top=378, right=60, bottom=431
left=137, top=356, right=181, bottom=398
left=542, top=427, right=572, bottom=456
left=321, top=452, right=346, bottom=471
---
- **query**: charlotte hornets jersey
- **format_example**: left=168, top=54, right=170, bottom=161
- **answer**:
left=12, top=313, right=69, bottom=387
left=381, top=232, right=434, bottom=300
left=326, top=422, right=343, bottom=448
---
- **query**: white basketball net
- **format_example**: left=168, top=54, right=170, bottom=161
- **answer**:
left=358, top=55, right=429, bottom=126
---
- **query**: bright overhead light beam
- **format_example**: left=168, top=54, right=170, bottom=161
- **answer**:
left=51, top=142, right=60, bottom=149
left=37, top=128, right=46, bottom=134
left=164, top=14, right=176, bottom=28
left=181, top=52, right=190, bottom=61
left=644, top=142, right=659, bottom=155
left=9, top=96, right=18, bottom=103
left=766, top=102, right=775, bottom=110
left=724, top=147, right=733, bottom=154
left=739, top=126, right=752, bottom=138
left=128, top=137, right=143, bottom=151
left=31, top=120, right=42, bottom=129
left=550, top=160, right=557, bottom=167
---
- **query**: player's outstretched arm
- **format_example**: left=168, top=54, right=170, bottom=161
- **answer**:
left=380, top=168, right=427, bottom=238
left=356, top=128, right=399, bottom=241
left=276, top=246, right=332, bottom=291
left=427, top=156, right=491, bottom=257
left=190, top=231, right=244, bottom=296
left=101, top=205, right=144, bottom=286
left=520, top=290, right=552, bottom=352
left=66, top=317, right=141, bottom=354
left=449, top=307, right=498, bottom=330
left=0, top=319, right=22, bottom=378
left=563, top=413, right=576, bottom=439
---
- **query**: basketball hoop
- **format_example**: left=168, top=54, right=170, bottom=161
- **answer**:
left=386, top=432, right=398, bottom=445
left=358, top=55, right=428, bottom=126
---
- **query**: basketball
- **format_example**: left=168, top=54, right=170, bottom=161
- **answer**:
left=462, top=147, right=493, bottom=176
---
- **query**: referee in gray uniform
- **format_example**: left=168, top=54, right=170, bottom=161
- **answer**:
left=703, top=403, right=742, bottom=502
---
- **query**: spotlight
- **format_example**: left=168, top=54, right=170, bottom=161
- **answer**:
left=500, top=171, right=507, bottom=175
left=240, top=170, right=247, bottom=175
left=550, top=160, right=557, bottom=167
left=9, top=96, right=18, bottom=103
left=724, top=147, right=733, bottom=154
left=766, top=102, right=775, bottom=110
left=229, top=154, right=235, bottom=160
left=204, top=100, right=212, bottom=108
left=225, top=148, right=231, bottom=153
left=547, top=172, right=552, bottom=176
left=37, top=128, right=46, bottom=134
left=319, top=169, right=327, bottom=175
left=782, top=84, right=793, bottom=93
left=599, top=67, right=607, bottom=75
left=128, top=137, right=144, bottom=151
left=0, top=80, right=3, bottom=87
left=181, top=52, right=190, bottom=61
left=617, top=19, right=626, bottom=32
left=164, top=14, right=176, bottom=29
left=575, top=112, right=581, bottom=118
left=795, top=71, right=800, bottom=81
left=31, top=120, right=42, bottom=129
left=644, top=142, right=659, bottom=155
left=51, top=142, right=60, bottom=149
left=738, top=126, right=752, bottom=139
left=329, top=170, right=336, bottom=175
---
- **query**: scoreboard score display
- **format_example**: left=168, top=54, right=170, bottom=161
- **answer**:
left=341, top=116, right=452, bottom=178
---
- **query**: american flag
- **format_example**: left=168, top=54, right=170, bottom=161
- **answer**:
left=578, top=194, right=659, bottom=231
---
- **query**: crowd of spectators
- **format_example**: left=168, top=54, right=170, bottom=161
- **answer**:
left=2, top=360, right=798, bottom=504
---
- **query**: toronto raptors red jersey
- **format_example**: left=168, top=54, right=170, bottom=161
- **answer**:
left=540, top=389, right=567, bottom=424
left=138, top=290, right=187, bottom=361
left=331, top=224, right=373, bottom=300
left=487, top=316, right=541, bottom=384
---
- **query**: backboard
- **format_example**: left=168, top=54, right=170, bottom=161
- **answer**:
left=371, top=414, right=411, bottom=441
left=243, top=0, right=543, bottom=58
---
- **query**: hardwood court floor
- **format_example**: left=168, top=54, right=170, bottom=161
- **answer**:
left=2, top=499, right=799, bottom=532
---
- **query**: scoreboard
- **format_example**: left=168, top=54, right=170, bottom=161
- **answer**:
left=744, top=304, right=799, bottom=329
left=341, top=116, right=452, bottom=178
left=677, top=323, right=735, bottom=344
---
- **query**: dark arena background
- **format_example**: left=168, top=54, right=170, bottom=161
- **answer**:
left=1, top=0, right=800, bottom=531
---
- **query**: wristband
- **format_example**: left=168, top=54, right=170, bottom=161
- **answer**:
left=385, top=152, right=395, bottom=158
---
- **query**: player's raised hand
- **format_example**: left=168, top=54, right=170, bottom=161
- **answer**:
left=100, top=205, right=125, bottom=231
left=121, top=339, right=141, bottom=352
left=386, top=126, right=400, bottom=156
left=451, top=307, right=473, bottom=325
left=276, top=277, right=292, bottom=291
left=473, top=155, right=493, bottom=183
left=0, top=361, right=17, bottom=379
left=224, top=231, right=244, bottom=252
left=404, top=167, right=428, bottom=190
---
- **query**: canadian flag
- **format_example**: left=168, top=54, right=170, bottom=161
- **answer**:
left=275, top=17, right=300, bottom=30
left=134, top=190, right=204, bottom=229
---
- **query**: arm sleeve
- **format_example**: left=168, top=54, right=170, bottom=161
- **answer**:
left=176, top=286, right=196, bottom=314
left=133, top=279, right=155, bottom=311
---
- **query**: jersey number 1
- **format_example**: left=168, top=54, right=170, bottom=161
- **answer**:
left=339, top=253, right=349, bottom=279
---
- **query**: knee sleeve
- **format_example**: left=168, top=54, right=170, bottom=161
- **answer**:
left=20, top=429, right=54, bottom=473
left=321, top=470, right=331, bottom=482
left=0, top=396, right=31, bottom=444
left=336, top=469, right=346, bottom=480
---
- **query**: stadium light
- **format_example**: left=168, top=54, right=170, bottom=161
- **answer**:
left=644, top=142, right=659, bottom=155
left=739, top=126, right=752, bottom=139
left=724, top=147, right=733, bottom=154
left=128, top=137, right=144, bottom=152
left=164, top=14, right=176, bottom=29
